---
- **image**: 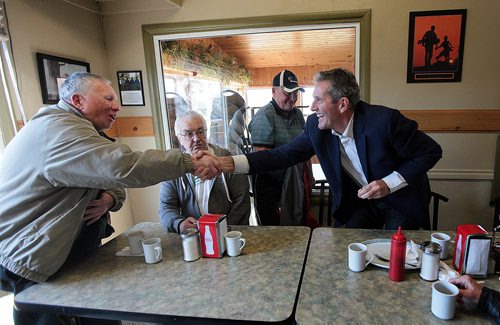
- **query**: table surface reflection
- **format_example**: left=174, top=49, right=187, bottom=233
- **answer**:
left=296, top=228, right=499, bottom=324
left=15, top=223, right=311, bottom=324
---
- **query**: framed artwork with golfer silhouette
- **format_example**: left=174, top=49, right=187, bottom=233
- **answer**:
left=407, top=9, right=467, bottom=83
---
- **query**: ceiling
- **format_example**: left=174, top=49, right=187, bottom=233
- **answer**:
left=210, top=27, right=356, bottom=69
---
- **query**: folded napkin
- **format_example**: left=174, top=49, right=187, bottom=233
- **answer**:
left=439, top=261, right=461, bottom=281
left=406, top=240, right=421, bottom=266
left=115, top=246, right=144, bottom=257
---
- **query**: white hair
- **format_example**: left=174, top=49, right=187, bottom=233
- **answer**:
left=174, top=111, right=207, bottom=136
left=59, top=72, right=111, bottom=102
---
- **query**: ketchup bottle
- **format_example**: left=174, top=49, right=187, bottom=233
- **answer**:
left=389, top=226, right=406, bottom=282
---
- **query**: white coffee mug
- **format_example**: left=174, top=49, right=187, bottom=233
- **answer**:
left=431, top=232, right=451, bottom=260
left=127, top=231, right=144, bottom=255
left=431, top=281, right=459, bottom=320
left=225, top=231, right=246, bottom=257
left=142, top=238, right=163, bottom=264
left=348, top=243, right=373, bottom=272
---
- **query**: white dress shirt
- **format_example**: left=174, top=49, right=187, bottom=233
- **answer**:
left=332, top=112, right=407, bottom=193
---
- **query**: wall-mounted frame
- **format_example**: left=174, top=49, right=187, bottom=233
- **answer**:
left=117, top=70, right=145, bottom=106
left=407, top=9, right=467, bottom=83
left=36, top=52, right=90, bottom=104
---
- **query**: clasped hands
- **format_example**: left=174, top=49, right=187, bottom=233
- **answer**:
left=191, top=150, right=223, bottom=180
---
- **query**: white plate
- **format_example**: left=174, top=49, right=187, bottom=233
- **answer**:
left=363, top=238, right=419, bottom=270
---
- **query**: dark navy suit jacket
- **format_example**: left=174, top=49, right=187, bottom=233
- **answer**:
left=246, top=101, right=443, bottom=229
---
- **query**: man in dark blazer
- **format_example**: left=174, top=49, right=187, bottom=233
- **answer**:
left=218, top=68, right=442, bottom=230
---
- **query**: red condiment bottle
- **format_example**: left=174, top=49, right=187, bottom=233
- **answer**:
left=389, top=226, right=407, bottom=282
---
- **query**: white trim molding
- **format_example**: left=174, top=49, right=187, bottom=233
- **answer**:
left=428, top=169, right=494, bottom=180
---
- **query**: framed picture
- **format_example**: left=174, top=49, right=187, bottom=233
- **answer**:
left=117, top=70, right=145, bottom=106
left=36, top=52, right=90, bottom=104
left=407, top=9, right=467, bottom=83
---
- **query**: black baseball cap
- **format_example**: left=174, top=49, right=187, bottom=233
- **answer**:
left=272, top=70, right=304, bottom=93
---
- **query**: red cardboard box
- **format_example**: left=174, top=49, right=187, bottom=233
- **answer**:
left=198, top=214, right=227, bottom=258
left=453, top=224, right=492, bottom=278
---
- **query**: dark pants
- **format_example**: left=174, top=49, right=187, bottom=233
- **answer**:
left=0, top=265, right=80, bottom=325
left=0, top=216, right=119, bottom=325
left=254, top=173, right=283, bottom=225
left=335, top=198, right=419, bottom=230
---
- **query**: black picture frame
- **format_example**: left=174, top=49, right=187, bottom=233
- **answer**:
left=407, top=9, right=467, bottom=83
left=117, top=70, right=145, bottom=106
left=36, top=52, right=90, bottom=104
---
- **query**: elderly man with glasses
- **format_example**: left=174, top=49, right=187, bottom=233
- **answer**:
left=158, top=111, right=250, bottom=233
left=248, top=69, right=309, bottom=226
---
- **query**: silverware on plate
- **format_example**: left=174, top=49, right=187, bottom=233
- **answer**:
left=374, top=253, right=418, bottom=268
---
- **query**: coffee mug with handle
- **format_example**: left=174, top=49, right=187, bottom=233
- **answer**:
left=142, top=238, right=163, bottom=264
left=348, top=243, right=373, bottom=272
left=431, top=280, right=459, bottom=320
left=225, top=231, right=246, bottom=257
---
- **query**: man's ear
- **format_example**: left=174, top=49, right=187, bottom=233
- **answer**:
left=338, top=97, right=351, bottom=114
left=71, top=93, right=84, bottom=110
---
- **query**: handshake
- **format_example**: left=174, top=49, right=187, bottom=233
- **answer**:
left=190, top=150, right=235, bottom=180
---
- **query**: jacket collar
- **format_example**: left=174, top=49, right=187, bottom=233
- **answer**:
left=57, top=99, right=86, bottom=119
left=352, top=102, right=368, bottom=179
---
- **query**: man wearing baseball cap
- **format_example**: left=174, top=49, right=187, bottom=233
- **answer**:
left=248, top=69, right=307, bottom=225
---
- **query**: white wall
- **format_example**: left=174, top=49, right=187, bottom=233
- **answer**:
left=6, top=0, right=500, bottom=232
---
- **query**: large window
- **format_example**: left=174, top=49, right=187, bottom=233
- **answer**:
left=143, top=11, right=370, bottom=151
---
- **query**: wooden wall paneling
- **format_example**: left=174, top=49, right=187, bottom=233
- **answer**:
left=402, top=109, right=500, bottom=132
left=20, top=109, right=499, bottom=139
left=115, top=116, right=155, bottom=137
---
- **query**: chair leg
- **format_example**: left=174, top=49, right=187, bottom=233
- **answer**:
left=318, top=184, right=325, bottom=226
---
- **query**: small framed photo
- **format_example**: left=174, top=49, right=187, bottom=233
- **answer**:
left=117, top=70, right=145, bottom=106
left=36, top=52, right=90, bottom=104
left=407, top=9, right=467, bottom=83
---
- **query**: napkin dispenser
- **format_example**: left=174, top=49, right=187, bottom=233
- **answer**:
left=198, top=214, right=227, bottom=258
left=453, top=224, right=492, bottom=278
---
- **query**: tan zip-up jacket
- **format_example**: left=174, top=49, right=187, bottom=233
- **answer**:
left=0, top=100, right=193, bottom=282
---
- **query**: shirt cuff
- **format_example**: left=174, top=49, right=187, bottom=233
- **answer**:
left=232, top=155, right=250, bottom=174
left=382, top=171, right=408, bottom=193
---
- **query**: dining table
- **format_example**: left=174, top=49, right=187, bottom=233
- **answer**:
left=295, top=227, right=499, bottom=324
left=14, top=223, right=311, bottom=324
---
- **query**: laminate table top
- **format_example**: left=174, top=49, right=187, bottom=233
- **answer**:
left=295, top=227, right=499, bottom=324
left=15, top=223, right=311, bottom=324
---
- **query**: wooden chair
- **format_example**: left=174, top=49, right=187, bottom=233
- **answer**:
left=313, top=180, right=332, bottom=226
left=430, top=191, right=449, bottom=230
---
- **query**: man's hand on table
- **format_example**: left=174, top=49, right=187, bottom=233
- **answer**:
left=450, top=275, right=483, bottom=304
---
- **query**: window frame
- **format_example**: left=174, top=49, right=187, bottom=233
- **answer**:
left=142, top=10, right=371, bottom=150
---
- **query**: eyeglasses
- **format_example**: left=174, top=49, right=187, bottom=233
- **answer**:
left=179, top=128, right=207, bottom=140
